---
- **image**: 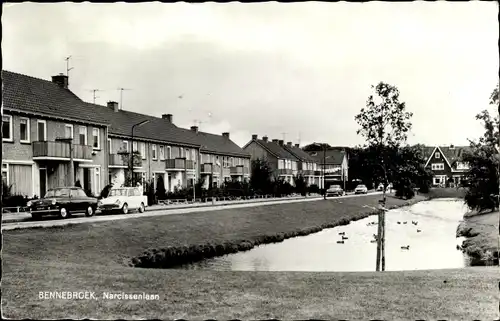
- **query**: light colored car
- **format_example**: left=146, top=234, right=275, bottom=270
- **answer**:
left=354, top=184, right=368, bottom=194
left=98, top=187, right=147, bottom=214
left=326, top=185, right=344, bottom=197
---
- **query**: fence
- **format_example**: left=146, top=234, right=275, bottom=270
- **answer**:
left=156, top=193, right=319, bottom=206
left=2, top=206, right=29, bottom=214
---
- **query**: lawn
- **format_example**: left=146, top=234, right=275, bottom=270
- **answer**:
left=3, top=193, right=499, bottom=319
left=458, top=209, right=499, bottom=263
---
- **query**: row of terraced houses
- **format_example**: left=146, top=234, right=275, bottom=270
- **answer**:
left=1, top=70, right=470, bottom=199
left=2, top=70, right=351, bottom=198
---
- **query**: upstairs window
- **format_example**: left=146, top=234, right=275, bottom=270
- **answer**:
left=140, top=143, right=146, bottom=159
left=19, top=117, right=30, bottom=143
left=159, top=146, right=165, bottom=160
left=78, top=126, right=87, bottom=145
left=64, top=124, right=73, bottom=139
left=435, top=152, right=441, bottom=159
left=92, top=128, right=100, bottom=149
left=37, top=120, right=47, bottom=142
left=431, top=163, right=445, bottom=171
left=2, top=115, right=12, bottom=142
left=152, top=144, right=157, bottom=160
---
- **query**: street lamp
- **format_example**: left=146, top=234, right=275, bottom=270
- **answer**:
left=130, top=120, right=150, bottom=186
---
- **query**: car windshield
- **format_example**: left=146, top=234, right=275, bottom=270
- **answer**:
left=329, top=185, right=341, bottom=189
left=44, top=189, right=70, bottom=198
left=109, top=189, right=128, bottom=197
left=357, top=185, right=366, bottom=188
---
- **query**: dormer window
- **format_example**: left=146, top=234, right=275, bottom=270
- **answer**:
left=435, top=152, right=440, bottom=159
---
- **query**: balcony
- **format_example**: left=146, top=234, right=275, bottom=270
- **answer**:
left=314, top=170, right=322, bottom=176
left=32, top=141, right=92, bottom=161
left=299, top=169, right=315, bottom=176
left=165, top=158, right=195, bottom=171
left=230, top=165, right=250, bottom=176
left=200, top=163, right=213, bottom=174
left=278, top=168, right=293, bottom=175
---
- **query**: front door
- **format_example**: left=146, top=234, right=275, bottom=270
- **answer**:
left=39, top=168, right=47, bottom=198
left=83, top=168, right=91, bottom=194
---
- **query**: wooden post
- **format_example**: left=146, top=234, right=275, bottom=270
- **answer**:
left=376, top=211, right=382, bottom=271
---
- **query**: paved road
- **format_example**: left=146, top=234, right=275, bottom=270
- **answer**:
left=2, top=192, right=383, bottom=230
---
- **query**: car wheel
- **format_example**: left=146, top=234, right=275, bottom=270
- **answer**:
left=59, top=207, right=69, bottom=219
left=85, top=206, right=94, bottom=217
left=138, top=202, right=145, bottom=213
left=122, top=203, right=129, bottom=214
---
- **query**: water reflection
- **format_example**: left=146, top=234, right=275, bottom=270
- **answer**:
left=180, top=199, right=470, bottom=272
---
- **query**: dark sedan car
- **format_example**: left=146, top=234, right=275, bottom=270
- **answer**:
left=27, top=187, right=98, bottom=219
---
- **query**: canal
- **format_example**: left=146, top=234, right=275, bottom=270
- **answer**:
left=178, top=198, right=470, bottom=271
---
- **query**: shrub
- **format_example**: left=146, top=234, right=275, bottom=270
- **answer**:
left=155, top=175, right=167, bottom=200
left=293, top=174, right=308, bottom=196
left=308, top=184, right=320, bottom=194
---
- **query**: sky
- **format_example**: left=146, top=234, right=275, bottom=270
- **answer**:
left=2, top=2, right=499, bottom=148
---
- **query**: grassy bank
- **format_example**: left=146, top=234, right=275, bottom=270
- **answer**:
left=3, top=194, right=425, bottom=269
left=3, top=261, right=498, bottom=319
left=457, top=210, right=499, bottom=265
left=426, top=187, right=466, bottom=199
left=5, top=193, right=498, bottom=319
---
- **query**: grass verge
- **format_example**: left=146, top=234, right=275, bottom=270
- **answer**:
left=4, top=193, right=498, bottom=319
left=457, top=210, right=499, bottom=265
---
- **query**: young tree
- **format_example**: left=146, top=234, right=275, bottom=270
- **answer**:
left=463, top=85, right=500, bottom=212
left=355, top=82, right=413, bottom=192
left=155, top=175, right=166, bottom=200
left=250, top=158, right=273, bottom=195
left=293, top=174, right=308, bottom=196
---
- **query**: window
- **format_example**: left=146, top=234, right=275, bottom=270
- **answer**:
left=37, top=120, right=47, bottom=141
left=133, top=141, right=138, bottom=152
left=108, top=139, right=112, bottom=154
left=185, top=148, right=191, bottom=161
left=435, top=152, right=441, bottom=159
left=71, top=188, right=87, bottom=198
left=141, top=143, right=146, bottom=159
left=2, top=115, right=13, bottom=141
left=152, top=145, right=157, bottom=160
left=65, top=124, right=73, bottom=139
left=278, top=159, right=284, bottom=169
left=230, top=157, right=234, bottom=166
left=167, top=146, right=172, bottom=159
left=19, top=117, right=30, bottom=143
left=431, top=163, right=445, bottom=171
left=78, top=126, right=87, bottom=145
left=191, top=149, right=196, bottom=162
left=159, top=146, right=165, bottom=160
left=122, top=141, right=129, bottom=152
left=1, top=163, right=9, bottom=186
left=92, top=128, right=100, bottom=149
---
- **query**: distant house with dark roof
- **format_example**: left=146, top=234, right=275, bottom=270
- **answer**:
left=422, top=145, right=471, bottom=186
left=306, top=146, right=349, bottom=189
left=242, top=135, right=301, bottom=185
left=2, top=70, right=251, bottom=197
left=282, top=142, right=322, bottom=186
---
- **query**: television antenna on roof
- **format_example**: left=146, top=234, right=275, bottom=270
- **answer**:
left=87, top=89, right=108, bottom=104
left=117, top=88, right=132, bottom=110
left=65, top=56, right=74, bottom=77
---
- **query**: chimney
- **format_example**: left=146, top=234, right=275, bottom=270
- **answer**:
left=262, top=136, right=269, bottom=142
left=191, top=126, right=199, bottom=133
left=272, top=139, right=279, bottom=143
left=287, top=142, right=292, bottom=147
left=252, top=134, right=258, bottom=140
left=450, top=144, right=455, bottom=149
left=278, top=140, right=284, bottom=146
left=222, top=132, right=230, bottom=139
left=295, top=143, right=300, bottom=148
left=52, top=73, right=69, bottom=89
left=107, top=101, right=119, bottom=112
left=162, top=114, right=173, bottom=123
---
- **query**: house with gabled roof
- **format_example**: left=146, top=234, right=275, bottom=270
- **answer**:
left=2, top=70, right=109, bottom=197
left=282, top=142, right=321, bottom=186
left=422, top=144, right=471, bottom=186
left=306, top=146, right=349, bottom=189
left=242, top=135, right=300, bottom=185
left=2, top=70, right=251, bottom=197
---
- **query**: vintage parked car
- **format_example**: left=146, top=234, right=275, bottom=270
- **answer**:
left=97, top=187, right=147, bottom=214
left=354, top=184, right=368, bottom=194
left=27, top=187, right=98, bottom=219
left=326, top=185, right=345, bottom=197
left=377, top=183, right=393, bottom=191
